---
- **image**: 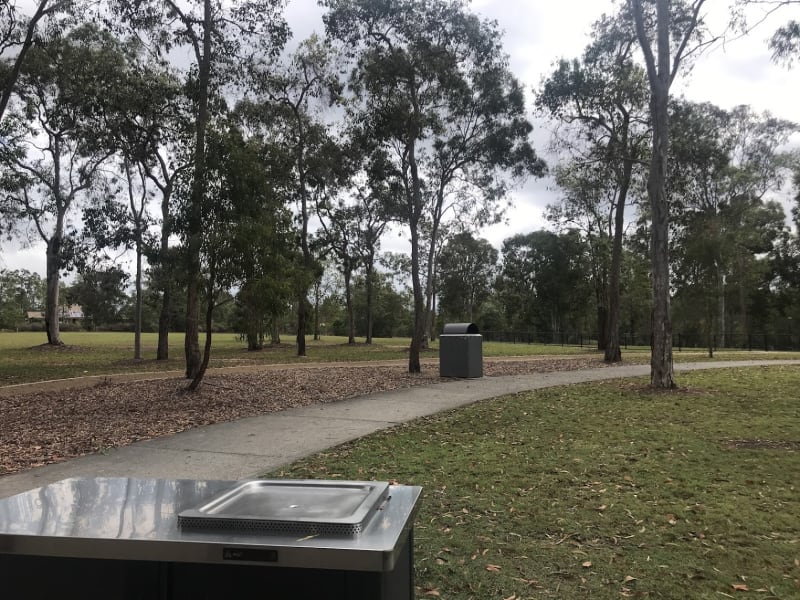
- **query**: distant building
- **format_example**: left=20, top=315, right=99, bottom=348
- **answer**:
left=60, top=304, right=84, bottom=325
left=26, top=306, right=85, bottom=325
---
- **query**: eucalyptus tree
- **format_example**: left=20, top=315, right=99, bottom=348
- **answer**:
left=629, top=0, right=716, bottom=388
left=732, top=1, right=800, bottom=65
left=187, top=123, right=294, bottom=389
left=323, top=0, right=545, bottom=373
left=538, top=10, right=649, bottom=362
left=437, top=232, right=497, bottom=324
left=353, top=185, right=390, bottom=345
left=496, top=230, right=592, bottom=337
left=239, top=34, right=342, bottom=356
left=315, top=201, right=360, bottom=344
left=0, top=0, right=76, bottom=122
left=548, top=161, right=615, bottom=347
left=0, top=25, right=133, bottom=345
left=110, top=0, right=289, bottom=378
left=105, top=58, right=191, bottom=361
left=669, top=100, right=796, bottom=351
left=0, top=268, right=45, bottom=328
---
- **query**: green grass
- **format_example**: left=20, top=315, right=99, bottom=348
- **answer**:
left=0, top=331, right=597, bottom=385
left=0, top=330, right=798, bottom=385
left=269, top=366, right=800, bottom=599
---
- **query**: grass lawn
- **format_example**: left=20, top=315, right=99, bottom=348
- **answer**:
left=0, top=330, right=798, bottom=385
left=269, top=366, right=800, bottom=599
left=0, top=331, right=598, bottom=385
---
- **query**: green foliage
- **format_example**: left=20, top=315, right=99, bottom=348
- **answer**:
left=669, top=100, right=797, bottom=344
left=351, top=273, right=413, bottom=338
left=437, top=232, right=498, bottom=324
left=66, top=266, right=130, bottom=328
left=497, top=229, right=593, bottom=335
left=274, top=366, right=800, bottom=599
left=0, top=268, right=45, bottom=328
left=201, top=124, right=296, bottom=343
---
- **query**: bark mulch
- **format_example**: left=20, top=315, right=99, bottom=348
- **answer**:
left=0, top=357, right=605, bottom=476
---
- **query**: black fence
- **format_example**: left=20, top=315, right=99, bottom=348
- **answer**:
left=481, top=330, right=800, bottom=352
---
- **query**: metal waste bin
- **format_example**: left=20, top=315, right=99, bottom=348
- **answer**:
left=440, top=322, right=483, bottom=378
left=0, top=477, right=421, bottom=600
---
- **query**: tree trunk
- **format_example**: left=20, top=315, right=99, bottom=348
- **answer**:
left=188, top=285, right=214, bottom=392
left=157, top=287, right=171, bottom=360
left=365, top=262, right=375, bottom=344
left=156, top=183, right=173, bottom=361
left=604, top=157, right=633, bottom=363
left=631, top=0, right=678, bottom=389
left=344, top=268, right=355, bottom=345
left=407, top=135, right=424, bottom=374
left=313, top=279, right=321, bottom=341
left=44, top=236, right=63, bottom=346
left=184, top=0, right=212, bottom=379
left=296, top=292, right=307, bottom=356
left=717, top=268, right=725, bottom=348
left=271, top=317, right=281, bottom=344
left=409, top=220, right=424, bottom=373
left=134, top=242, right=142, bottom=360
left=648, top=85, right=675, bottom=388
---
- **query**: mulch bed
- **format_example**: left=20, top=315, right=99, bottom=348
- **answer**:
left=1, top=357, right=605, bottom=475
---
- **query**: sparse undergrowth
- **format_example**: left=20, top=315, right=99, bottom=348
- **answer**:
left=269, top=366, right=800, bottom=599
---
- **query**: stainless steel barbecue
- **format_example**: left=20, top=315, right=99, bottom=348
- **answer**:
left=0, top=477, right=421, bottom=600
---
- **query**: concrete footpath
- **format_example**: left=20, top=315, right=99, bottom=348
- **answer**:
left=1, top=359, right=797, bottom=498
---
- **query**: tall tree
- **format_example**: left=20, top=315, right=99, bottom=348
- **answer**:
left=187, top=123, right=294, bottom=388
left=0, top=268, right=45, bottom=328
left=112, top=0, right=289, bottom=379
left=538, top=10, right=650, bottom=362
left=629, top=0, right=714, bottom=388
left=240, top=34, right=341, bottom=357
left=670, top=101, right=796, bottom=351
left=437, top=232, right=497, bottom=324
left=324, top=0, right=545, bottom=373
left=102, top=54, right=191, bottom=361
left=497, top=230, right=592, bottom=338
left=1, top=25, right=127, bottom=345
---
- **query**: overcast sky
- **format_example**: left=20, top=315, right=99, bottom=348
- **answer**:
left=2, top=0, right=799, bottom=276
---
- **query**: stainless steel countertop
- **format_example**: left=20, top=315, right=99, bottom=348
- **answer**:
left=0, top=477, right=421, bottom=572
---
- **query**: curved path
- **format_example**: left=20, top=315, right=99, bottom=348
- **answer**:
left=1, top=359, right=797, bottom=498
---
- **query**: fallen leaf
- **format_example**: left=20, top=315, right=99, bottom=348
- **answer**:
left=598, top=505, right=607, bottom=511
left=624, top=575, right=637, bottom=583
left=732, top=584, right=750, bottom=591
left=486, top=564, right=502, bottom=572
left=423, top=589, right=441, bottom=596
left=666, top=513, right=678, bottom=525
left=582, top=561, right=592, bottom=568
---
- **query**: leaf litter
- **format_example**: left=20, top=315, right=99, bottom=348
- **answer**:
left=1, top=357, right=605, bottom=475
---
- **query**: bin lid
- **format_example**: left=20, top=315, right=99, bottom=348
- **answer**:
left=442, top=322, right=479, bottom=334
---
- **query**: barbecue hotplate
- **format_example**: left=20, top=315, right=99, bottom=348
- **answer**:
left=177, top=479, right=391, bottom=537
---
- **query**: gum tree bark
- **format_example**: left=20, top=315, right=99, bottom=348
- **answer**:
left=630, top=0, right=710, bottom=388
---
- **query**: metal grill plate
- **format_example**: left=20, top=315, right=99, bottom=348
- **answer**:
left=177, top=479, right=390, bottom=537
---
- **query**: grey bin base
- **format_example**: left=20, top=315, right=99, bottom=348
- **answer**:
left=439, top=334, right=483, bottom=378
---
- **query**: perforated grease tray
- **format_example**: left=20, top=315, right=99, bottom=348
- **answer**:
left=177, top=479, right=390, bottom=537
